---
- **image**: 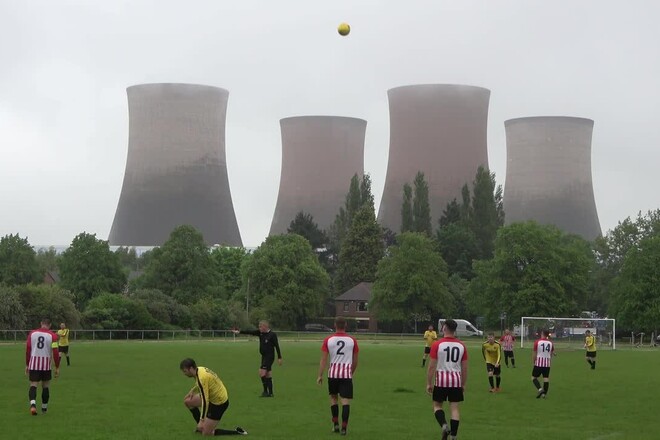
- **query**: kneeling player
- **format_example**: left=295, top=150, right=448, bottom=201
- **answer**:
left=180, top=358, right=247, bottom=436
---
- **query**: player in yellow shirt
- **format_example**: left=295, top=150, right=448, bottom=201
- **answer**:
left=180, top=358, right=247, bottom=436
left=422, top=325, right=438, bottom=367
left=482, top=333, right=502, bottom=392
left=57, top=323, right=71, bottom=366
left=584, top=330, right=597, bottom=370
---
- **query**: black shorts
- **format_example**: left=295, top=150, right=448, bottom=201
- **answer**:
left=28, top=370, right=52, bottom=382
left=424, top=346, right=431, bottom=354
left=532, top=366, right=550, bottom=378
left=486, top=363, right=501, bottom=375
left=432, top=386, right=464, bottom=403
left=328, top=378, right=353, bottom=399
left=586, top=351, right=597, bottom=358
left=504, top=350, right=514, bottom=358
left=206, top=400, right=229, bottom=421
left=260, top=356, right=275, bottom=371
left=59, top=345, right=69, bottom=354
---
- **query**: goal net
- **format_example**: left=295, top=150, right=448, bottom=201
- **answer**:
left=519, top=317, right=616, bottom=350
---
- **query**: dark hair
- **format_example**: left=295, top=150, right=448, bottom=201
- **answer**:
left=444, top=319, right=458, bottom=333
left=41, top=318, right=51, bottom=326
left=488, top=332, right=495, bottom=337
left=180, top=358, right=197, bottom=370
left=541, top=329, right=550, bottom=337
left=335, top=317, right=347, bottom=330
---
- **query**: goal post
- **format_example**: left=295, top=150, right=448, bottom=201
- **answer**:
left=519, top=316, right=616, bottom=350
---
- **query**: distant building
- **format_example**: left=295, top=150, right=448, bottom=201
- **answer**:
left=503, top=116, right=601, bottom=240
left=109, top=83, right=242, bottom=246
left=269, top=116, right=366, bottom=235
left=378, top=84, right=490, bottom=232
left=43, top=271, right=60, bottom=285
left=334, top=282, right=377, bottom=332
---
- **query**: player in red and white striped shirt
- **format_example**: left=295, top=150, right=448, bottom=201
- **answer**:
left=426, top=319, right=468, bottom=440
left=531, top=329, right=555, bottom=399
left=499, top=329, right=516, bottom=368
left=26, top=318, right=60, bottom=415
left=317, top=317, right=359, bottom=436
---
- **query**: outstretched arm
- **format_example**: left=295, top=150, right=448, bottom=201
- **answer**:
left=317, top=351, right=328, bottom=385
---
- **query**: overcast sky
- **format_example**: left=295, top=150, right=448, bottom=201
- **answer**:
left=1, top=0, right=659, bottom=248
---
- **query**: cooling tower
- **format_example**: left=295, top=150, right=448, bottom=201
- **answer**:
left=378, top=84, right=490, bottom=232
left=109, top=83, right=242, bottom=246
left=503, top=116, right=601, bottom=240
left=269, top=116, right=366, bottom=235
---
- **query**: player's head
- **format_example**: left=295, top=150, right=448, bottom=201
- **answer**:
left=40, top=318, right=51, bottom=329
left=334, top=317, right=347, bottom=331
left=258, top=321, right=270, bottom=332
left=585, top=330, right=591, bottom=335
left=428, top=324, right=434, bottom=331
left=180, top=358, right=197, bottom=376
left=60, top=322, right=66, bottom=329
left=541, top=329, right=550, bottom=338
left=487, top=332, right=495, bottom=343
left=443, top=319, right=457, bottom=336
left=504, top=328, right=510, bottom=335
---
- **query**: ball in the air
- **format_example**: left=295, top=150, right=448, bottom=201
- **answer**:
left=338, top=23, right=350, bottom=36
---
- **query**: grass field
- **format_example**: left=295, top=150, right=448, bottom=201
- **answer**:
left=2, top=338, right=660, bottom=439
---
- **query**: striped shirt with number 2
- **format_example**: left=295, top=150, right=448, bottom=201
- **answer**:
left=321, top=333, right=359, bottom=379
left=430, top=337, right=468, bottom=388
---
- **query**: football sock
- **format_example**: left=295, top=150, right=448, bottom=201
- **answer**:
left=496, top=376, right=501, bottom=388
left=434, top=409, right=446, bottom=427
left=213, top=428, right=241, bottom=435
left=29, top=385, right=37, bottom=404
left=266, top=377, right=273, bottom=395
left=42, top=387, right=50, bottom=404
left=331, top=404, right=339, bottom=424
left=422, top=358, right=426, bottom=367
left=488, top=377, right=494, bottom=388
left=261, top=377, right=268, bottom=393
left=505, top=358, right=509, bottom=367
left=511, top=358, right=516, bottom=367
left=592, top=361, right=596, bottom=369
left=341, top=405, right=350, bottom=428
left=450, top=419, right=460, bottom=436
left=66, top=356, right=70, bottom=366
left=543, top=382, right=549, bottom=394
left=532, top=378, right=541, bottom=390
left=190, top=407, right=201, bottom=423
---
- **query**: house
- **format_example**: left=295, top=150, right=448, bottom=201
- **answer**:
left=334, top=282, right=377, bottom=332
left=43, top=271, right=60, bottom=285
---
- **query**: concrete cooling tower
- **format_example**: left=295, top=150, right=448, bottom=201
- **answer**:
left=503, top=116, right=601, bottom=240
left=378, top=84, right=490, bottom=233
left=269, top=116, right=366, bottom=235
left=109, top=83, right=242, bottom=246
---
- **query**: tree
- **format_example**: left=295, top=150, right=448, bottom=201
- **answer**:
left=436, top=223, right=479, bottom=279
left=371, top=232, right=452, bottom=324
left=400, top=183, right=413, bottom=233
left=412, top=172, right=432, bottom=236
left=35, top=246, right=60, bottom=276
left=608, top=236, right=660, bottom=332
left=471, top=166, right=505, bottom=259
left=288, top=211, right=327, bottom=250
left=439, top=199, right=461, bottom=228
left=115, top=246, right=138, bottom=271
left=0, top=286, right=27, bottom=330
left=209, top=246, right=249, bottom=298
left=139, top=225, right=218, bottom=305
left=468, top=222, right=594, bottom=327
left=82, top=293, right=159, bottom=330
left=336, top=206, right=385, bottom=292
left=0, top=233, right=39, bottom=285
left=242, top=234, right=329, bottom=329
left=59, top=233, right=126, bottom=307
left=16, top=284, right=81, bottom=328
left=130, top=289, right=192, bottom=328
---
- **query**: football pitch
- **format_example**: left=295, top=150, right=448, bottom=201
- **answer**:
left=2, top=339, right=660, bottom=439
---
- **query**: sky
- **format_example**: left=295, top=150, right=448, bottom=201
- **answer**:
left=1, top=0, right=659, bottom=248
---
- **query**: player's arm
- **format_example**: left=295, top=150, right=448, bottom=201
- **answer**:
left=495, top=342, right=501, bottom=366
left=532, top=340, right=538, bottom=362
left=351, top=341, right=359, bottom=375
left=51, top=333, right=61, bottom=372
left=273, top=333, right=282, bottom=361
left=481, top=343, right=487, bottom=361
left=198, top=374, right=210, bottom=420
left=317, top=348, right=329, bottom=385
left=425, top=342, right=438, bottom=394
left=25, top=332, right=32, bottom=373
left=432, top=331, right=438, bottom=341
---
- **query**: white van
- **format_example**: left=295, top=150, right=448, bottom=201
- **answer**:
left=438, top=319, right=483, bottom=337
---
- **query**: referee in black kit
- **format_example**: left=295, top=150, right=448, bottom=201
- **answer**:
left=233, top=320, right=283, bottom=397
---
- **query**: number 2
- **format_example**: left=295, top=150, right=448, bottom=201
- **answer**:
left=336, top=340, right=346, bottom=355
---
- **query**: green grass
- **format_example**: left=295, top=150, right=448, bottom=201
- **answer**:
left=2, top=339, right=660, bottom=439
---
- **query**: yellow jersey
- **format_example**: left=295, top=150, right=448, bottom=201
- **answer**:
left=482, top=341, right=502, bottom=365
left=190, top=367, right=229, bottom=417
left=585, top=335, right=596, bottom=352
left=57, top=328, right=70, bottom=347
left=423, top=331, right=438, bottom=347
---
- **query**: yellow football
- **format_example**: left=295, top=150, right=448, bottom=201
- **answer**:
left=338, top=23, right=350, bottom=36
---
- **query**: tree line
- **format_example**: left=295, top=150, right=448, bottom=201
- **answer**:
left=1, top=168, right=659, bottom=334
